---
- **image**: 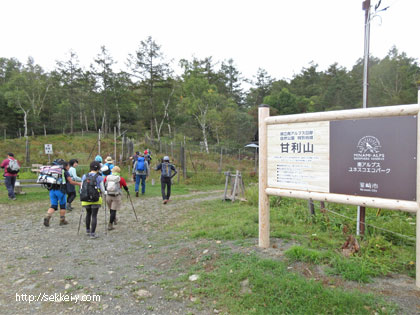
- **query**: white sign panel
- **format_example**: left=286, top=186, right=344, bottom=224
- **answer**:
left=44, top=144, right=53, bottom=155
left=267, top=121, right=329, bottom=192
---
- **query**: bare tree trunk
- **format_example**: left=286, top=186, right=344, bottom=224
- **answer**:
left=201, top=124, right=209, bottom=154
left=85, top=113, right=89, bottom=132
left=101, top=111, right=106, bottom=136
left=167, top=123, right=172, bottom=138
left=150, top=120, right=154, bottom=139
left=44, top=124, right=47, bottom=137
left=93, top=109, right=97, bottom=130
left=79, top=106, right=83, bottom=132
left=70, top=112, right=74, bottom=134
left=117, top=109, right=121, bottom=136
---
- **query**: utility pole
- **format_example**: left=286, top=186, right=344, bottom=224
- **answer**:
left=358, top=0, right=371, bottom=236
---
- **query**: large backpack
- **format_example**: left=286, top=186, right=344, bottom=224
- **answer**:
left=37, top=165, right=64, bottom=186
left=161, top=163, right=173, bottom=178
left=136, top=157, right=145, bottom=171
left=80, top=173, right=100, bottom=202
left=105, top=175, right=121, bottom=196
left=101, top=164, right=112, bottom=176
left=7, top=159, right=20, bottom=174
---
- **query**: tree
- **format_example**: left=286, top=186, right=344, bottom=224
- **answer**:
left=127, top=36, right=172, bottom=141
left=181, top=75, right=222, bottom=153
left=245, top=68, right=274, bottom=107
left=56, top=50, right=83, bottom=134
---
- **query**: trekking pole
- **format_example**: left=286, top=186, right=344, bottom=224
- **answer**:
left=104, top=194, right=108, bottom=235
left=127, top=192, right=138, bottom=222
left=77, top=207, right=84, bottom=235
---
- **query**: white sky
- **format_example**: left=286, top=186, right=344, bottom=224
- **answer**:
left=1, top=0, right=418, bottom=83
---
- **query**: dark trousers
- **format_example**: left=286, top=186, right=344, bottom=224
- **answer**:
left=5, top=176, right=16, bottom=198
left=85, top=206, right=99, bottom=233
left=110, top=209, right=117, bottom=223
left=161, top=177, right=172, bottom=200
left=67, top=191, right=76, bottom=204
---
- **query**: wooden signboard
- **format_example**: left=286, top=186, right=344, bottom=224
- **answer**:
left=258, top=102, right=420, bottom=288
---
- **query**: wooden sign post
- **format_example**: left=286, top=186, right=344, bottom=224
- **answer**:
left=259, top=102, right=420, bottom=287
left=44, top=144, right=53, bottom=164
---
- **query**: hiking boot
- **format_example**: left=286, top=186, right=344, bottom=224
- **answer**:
left=86, top=229, right=91, bottom=236
left=67, top=203, right=73, bottom=211
left=59, top=217, right=68, bottom=226
left=108, top=223, right=115, bottom=231
left=90, top=233, right=98, bottom=239
left=114, top=217, right=118, bottom=225
left=136, top=192, right=139, bottom=197
left=163, top=200, right=168, bottom=204
left=43, top=216, right=51, bottom=227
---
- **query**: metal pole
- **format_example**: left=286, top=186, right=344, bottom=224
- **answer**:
left=358, top=0, right=371, bottom=236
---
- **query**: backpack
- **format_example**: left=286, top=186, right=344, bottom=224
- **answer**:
left=80, top=173, right=100, bottom=202
left=105, top=175, right=121, bottom=196
left=7, top=158, right=20, bottom=174
left=161, top=163, right=172, bottom=178
left=101, top=164, right=111, bottom=176
left=37, top=165, right=64, bottom=186
left=136, top=157, right=145, bottom=171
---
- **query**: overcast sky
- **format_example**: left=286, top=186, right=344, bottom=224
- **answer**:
left=1, top=0, right=418, bottom=82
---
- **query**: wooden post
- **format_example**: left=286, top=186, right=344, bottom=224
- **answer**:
left=44, top=124, right=47, bottom=137
left=416, top=86, right=420, bottom=288
left=359, top=206, right=366, bottom=236
left=308, top=199, right=315, bottom=216
left=114, top=126, right=117, bottom=162
left=258, top=105, right=270, bottom=248
left=223, top=171, right=230, bottom=201
left=232, top=170, right=239, bottom=202
left=25, top=137, right=30, bottom=164
left=98, top=129, right=101, bottom=156
left=219, top=147, right=223, bottom=173
left=181, top=144, right=186, bottom=179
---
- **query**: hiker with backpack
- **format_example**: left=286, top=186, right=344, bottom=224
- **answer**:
left=1, top=152, right=20, bottom=200
left=155, top=156, right=177, bottom=204
left=43, top=161, right=81, bottom=227
left=103, top=166, right=129, bottom=231
left=80, top=161, right=105, bottom=238
left=132, top=153, right=149, bottom=197
left=67, top=159, right=82, bottom=210
left=144, top=149, right=152, bottom=164
left=101, top=156, right=114, bottom=176
left=129, top=151, right=140, bottom=182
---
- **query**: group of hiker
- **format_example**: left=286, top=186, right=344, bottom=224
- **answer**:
left=2, top=150, right=177, bottom=239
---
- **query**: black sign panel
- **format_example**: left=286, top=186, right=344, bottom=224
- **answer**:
left=330, top=116, right=417, bottom=201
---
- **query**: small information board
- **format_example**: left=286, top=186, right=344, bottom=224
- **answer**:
left=44, top=144, right=53, bottom=155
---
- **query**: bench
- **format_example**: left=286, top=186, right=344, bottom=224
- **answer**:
left=0, top=164, right=43, bottom=194
left=0, top=178, right=39, bottom=194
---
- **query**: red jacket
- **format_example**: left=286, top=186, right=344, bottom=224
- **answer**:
left=1, top=158, right=20, bottom=177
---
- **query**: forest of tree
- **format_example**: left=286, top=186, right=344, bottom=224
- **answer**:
left=0, top=36, right=419, bottom=150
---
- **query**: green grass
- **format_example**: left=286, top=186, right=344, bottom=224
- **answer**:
left=180, top=252, right=397, bottom=314
left=173, top=190, right=416, bottom=281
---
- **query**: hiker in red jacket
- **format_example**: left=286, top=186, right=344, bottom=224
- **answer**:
left=1, top=153, right=20, bottom=200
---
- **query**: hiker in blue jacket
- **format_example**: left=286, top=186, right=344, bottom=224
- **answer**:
left=132, top=153, right=149, bottom=197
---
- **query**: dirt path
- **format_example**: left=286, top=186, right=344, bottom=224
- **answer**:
left=0, top=190, right=223, bottom=314
left=1, top=190, right=419, bottom=314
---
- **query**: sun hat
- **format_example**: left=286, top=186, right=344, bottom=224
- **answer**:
left=105, top=156, right=114, bottom=163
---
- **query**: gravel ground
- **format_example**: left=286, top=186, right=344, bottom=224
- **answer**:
left=0, top=190, right=223, bottom=315
left=0, top=189, right=419, bottom=314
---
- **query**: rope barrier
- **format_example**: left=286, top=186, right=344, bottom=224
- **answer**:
left=321, top=206, right=416, bottom=242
